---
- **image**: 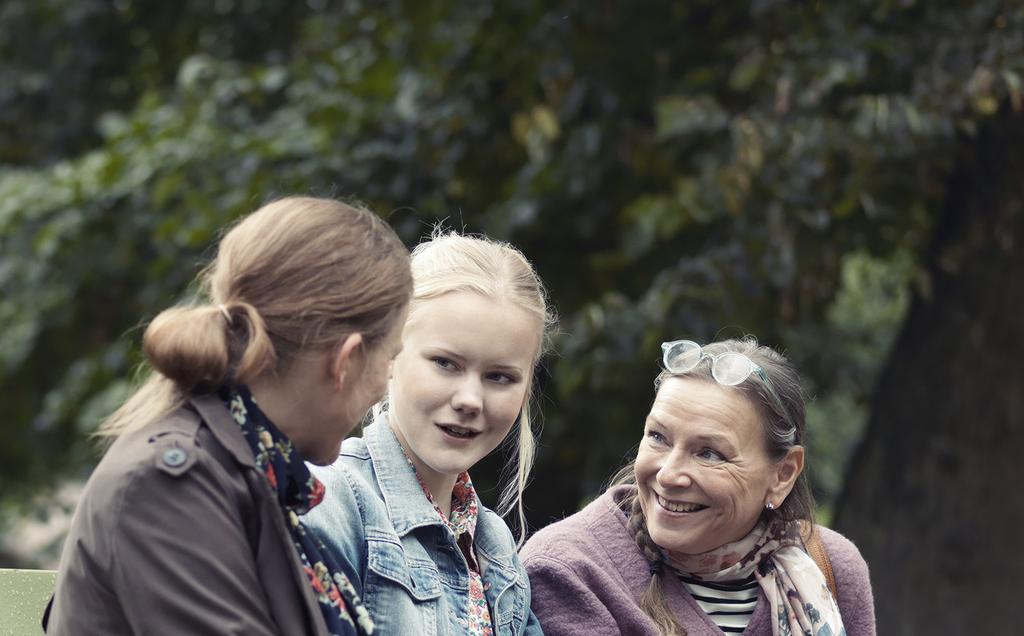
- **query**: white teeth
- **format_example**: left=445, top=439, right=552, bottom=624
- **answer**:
left=440, top=425, right=477, bottom=438
left=657, top=495, right=706, bottom=513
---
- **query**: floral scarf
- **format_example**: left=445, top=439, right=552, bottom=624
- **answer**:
left=663, top=519, right=846, bottom=636
left=222, top=385, right=374, bottom=636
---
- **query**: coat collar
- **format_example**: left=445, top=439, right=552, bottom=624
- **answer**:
left=187, top=393, right=258, bottom=469
left=188, top=393, right=330, bottom=633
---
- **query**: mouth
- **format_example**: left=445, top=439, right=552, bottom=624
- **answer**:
left=656, top=494, right=708, bottom=514
left=435, top=423, right=481, bottom=440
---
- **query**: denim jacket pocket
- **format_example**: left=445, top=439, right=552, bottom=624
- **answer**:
left=489, top=565, right=529, bottom=634
left=366, top=532, right=443, bottom=602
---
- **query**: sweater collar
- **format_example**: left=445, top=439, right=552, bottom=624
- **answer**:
left=593, top=485, right=771, bottom=629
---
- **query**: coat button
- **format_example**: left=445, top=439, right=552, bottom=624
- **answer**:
left=163, top=447, right=188, bottom=468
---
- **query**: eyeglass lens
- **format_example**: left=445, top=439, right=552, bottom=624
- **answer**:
left=711, top=352, right=755, bottom=386
left=664, top=341, right=703, bottom=372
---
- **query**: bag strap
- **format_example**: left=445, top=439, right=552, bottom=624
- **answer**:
left=800, top=521, right=838, bottom=599
left=41, top=595, right=53, bottom=631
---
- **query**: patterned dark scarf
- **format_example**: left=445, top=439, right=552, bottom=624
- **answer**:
left=221, top=385, right=374, bottom=636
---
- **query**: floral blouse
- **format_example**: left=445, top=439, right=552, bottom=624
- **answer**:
left=402, top=452, right=494, bottom=636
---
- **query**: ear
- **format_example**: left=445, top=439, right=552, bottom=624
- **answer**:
left=330, top=333, right=364, bottom=391
left=766, top=445, right=804, bottom=508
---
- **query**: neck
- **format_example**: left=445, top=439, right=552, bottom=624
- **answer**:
left=248, top=375, right=311, bottom=458
left=386, top=419, right=459, bottom=518
left=422, top=471, right=459, bottom=519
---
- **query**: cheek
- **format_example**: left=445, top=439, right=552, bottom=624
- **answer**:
left=712, top=466, right=763, bottom=509
left=489, top=388, right=528, bottom=431
left=388, top=359, right=421, bottom=403
left=364, top=359, right=391, bottom=403
left=633, top=448, right=658, bottom=485
left=392, top=367, right=446, bottom=423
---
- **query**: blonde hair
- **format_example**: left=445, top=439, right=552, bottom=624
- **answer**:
left=97, top=196, right=412, bottom=438
left=397, top=231, right=556, bottom=544
left=610, top=337, right=814, bottom=635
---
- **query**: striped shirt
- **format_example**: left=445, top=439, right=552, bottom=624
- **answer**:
left=678, top=573, right=760, bottom=634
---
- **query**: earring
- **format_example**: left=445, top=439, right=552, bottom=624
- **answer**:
left=765, top=502, right=775, bottom=511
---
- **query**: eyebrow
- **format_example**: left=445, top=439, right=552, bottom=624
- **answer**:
left=691, top=432, right=734, bottom=447
left=644, top=417, right=735, bottom=447
left=491, top=363, right=525, bottom=375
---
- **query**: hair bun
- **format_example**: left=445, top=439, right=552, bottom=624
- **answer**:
left=143, top=306, right=232, bottom=393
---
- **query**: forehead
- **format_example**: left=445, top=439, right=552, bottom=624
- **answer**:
left=649, top=377, right=763, bottom=443
left=404, top=291, right=541, bottom=364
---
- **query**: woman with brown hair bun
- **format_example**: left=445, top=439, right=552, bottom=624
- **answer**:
left=45, top=196, right=412, bottom=636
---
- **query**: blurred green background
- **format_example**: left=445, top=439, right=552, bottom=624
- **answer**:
left=2, top=1, right=1021, bottom=632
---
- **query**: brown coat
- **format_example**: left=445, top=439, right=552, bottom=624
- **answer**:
left=46, top=395, right=329, bottom=635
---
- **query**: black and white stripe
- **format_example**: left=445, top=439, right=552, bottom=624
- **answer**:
left=678, top=574, right=760, bottom=634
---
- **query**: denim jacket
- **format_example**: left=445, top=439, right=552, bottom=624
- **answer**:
left=304, top=420, right=543, bottom=636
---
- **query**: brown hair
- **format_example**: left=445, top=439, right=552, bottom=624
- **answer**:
left=613, top=337, right=814, bottom=635
left=98, top=196, right=412, bottom=437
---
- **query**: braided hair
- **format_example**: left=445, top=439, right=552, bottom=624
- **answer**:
left=614, top=467, right=687, bottom=636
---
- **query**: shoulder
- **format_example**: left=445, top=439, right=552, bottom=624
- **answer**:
left=816, top=525, right=871, bottom=585
left=522, top=490, right=651, bottom=633
left=340, top=432, right=371, bottom=460
left=306, top=458, right=371, bottom=532
left=62, top=405, right=247, bottom=567
left=522, top=488, right=630, bottom=572
left=86, top=406, right=228, bottom=505
left=311, top=433, right=379, bottom=506
left=304, top=440, right=386, bottom=550
left=522, top=508, right=591, bottom=562
left=476, top=504, right=517, bottom=551
left=816, top=525, right=876, bottom=635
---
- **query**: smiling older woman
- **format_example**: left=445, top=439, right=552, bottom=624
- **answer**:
left=522, top=338, right=876, bottom=636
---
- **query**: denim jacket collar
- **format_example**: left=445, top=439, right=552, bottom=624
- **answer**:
left=363, top=418, right=522, bottom=585
left=363, top=418, right=457, bottom=537
left=363, top=420, right=519, bottom=569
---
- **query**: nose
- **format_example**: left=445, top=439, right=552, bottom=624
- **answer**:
left=451, top=376, right=483, bottom=417
left=655, top=449, right=694, bottom=490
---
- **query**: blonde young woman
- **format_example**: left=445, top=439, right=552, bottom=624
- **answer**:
left=304, top=233, right=555, bottom=636
left=46, top=197, right=412, bottom=636
left=522, top=338, right=875, bottom=635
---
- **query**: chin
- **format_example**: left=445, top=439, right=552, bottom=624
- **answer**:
left=648, top=527, right=682, bottom=553
left=305, top=442, right=342, bottom=466
left=648, top=521, right=705, bottom=555
left=427, top=458, right=474, bottom=477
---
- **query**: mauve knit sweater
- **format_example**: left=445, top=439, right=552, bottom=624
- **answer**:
left=522, top=486, right=875, bottom=636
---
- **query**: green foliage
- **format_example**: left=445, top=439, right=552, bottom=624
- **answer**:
left=2, top=0, right=1022, bottom=531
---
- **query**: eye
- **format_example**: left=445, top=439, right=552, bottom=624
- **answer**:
left=646, top=430, right=667, bottom=445
left=431, top=356, right=457, bottom=371
left=696, top=447, right=725, bottom=462
left=485, top=371, right=518, bottom=385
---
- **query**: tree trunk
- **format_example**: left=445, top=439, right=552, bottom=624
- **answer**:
left=834, top=111, right=1024, bottom=634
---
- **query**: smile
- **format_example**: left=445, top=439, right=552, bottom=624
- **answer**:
left=436, top=423, right=481, bottom=440
left=656, top=494, right=708, bottom=513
